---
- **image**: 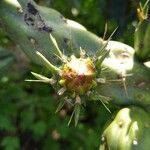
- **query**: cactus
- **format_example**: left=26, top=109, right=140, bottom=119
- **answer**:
left=0, top=0, right=149, bottom=109
left=0, top=0, right=150, bottom=149
left=134, top=0, right=150, bottom=61
left=99, top=107, right=150, bottom=150
left=25, top=33, right=113, bottom=125
left=0, top=0, right=104, bottom=64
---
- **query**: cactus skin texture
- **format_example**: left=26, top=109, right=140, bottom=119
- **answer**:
left=0, top=0, right=150, bottom=149
left=0, top=0, right=104, bottom=64
left=134, top=19, right=150, bottom=61
left=0, top=0, right=150, bottom=111
left=134, top=0, right=150, bottom=61
left=99, top=107, right=150, bottom=150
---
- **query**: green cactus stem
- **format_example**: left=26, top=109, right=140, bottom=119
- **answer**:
left=99, top=107, right=150, bottom=150
left=134, top=0, right=150, bottom=61
left=0, top=0, right=150, bottom=116
left=0, top=0, right=104, bottom=64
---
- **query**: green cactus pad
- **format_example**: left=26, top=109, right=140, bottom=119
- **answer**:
left=100, top=107, right=150, bottom=150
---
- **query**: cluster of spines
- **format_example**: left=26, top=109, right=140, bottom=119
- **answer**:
left=26, top=32, right=120, bottom=126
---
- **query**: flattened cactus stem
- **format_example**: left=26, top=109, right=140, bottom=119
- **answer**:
left=99, top=107, right=150, bottom=150
left=134, top=0, right=150, bottom=61
left=36, top=51, right=61, bottom=74
left=137, top=0, right=149, bottom=21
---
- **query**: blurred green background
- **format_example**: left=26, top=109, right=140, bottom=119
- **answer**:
left=0, top=0, right=146, bottom=149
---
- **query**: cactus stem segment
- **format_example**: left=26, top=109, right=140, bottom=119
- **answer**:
left=118, top=121, right=124, bottom=128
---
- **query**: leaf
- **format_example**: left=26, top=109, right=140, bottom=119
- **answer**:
left=0, top=115, right=15, bottom=131
left=20, top=108, right=35, bottom=130
left=1, top=136, right=20, bottom=150
left=31, top=121, right=47, bottom=137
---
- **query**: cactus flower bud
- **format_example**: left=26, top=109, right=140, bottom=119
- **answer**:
left=26, top=34, right=110, bottom=126
left=60, top=55, right=96, bottom=95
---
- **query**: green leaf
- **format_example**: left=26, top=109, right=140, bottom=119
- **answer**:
left=0, top=115, right=15, bottom=131
left=1, top=136, right=20, bottom=150
left=20, top=108, right=35, bottom=130
left=31, top=121, right=47, bottom=137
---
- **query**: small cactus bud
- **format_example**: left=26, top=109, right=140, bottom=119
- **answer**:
left=26, top=34, right=111, bottom=126
left=60, top=55, right=96, bottom=95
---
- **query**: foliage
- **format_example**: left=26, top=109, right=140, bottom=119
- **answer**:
left=0, top=63, right=112, bottom=149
